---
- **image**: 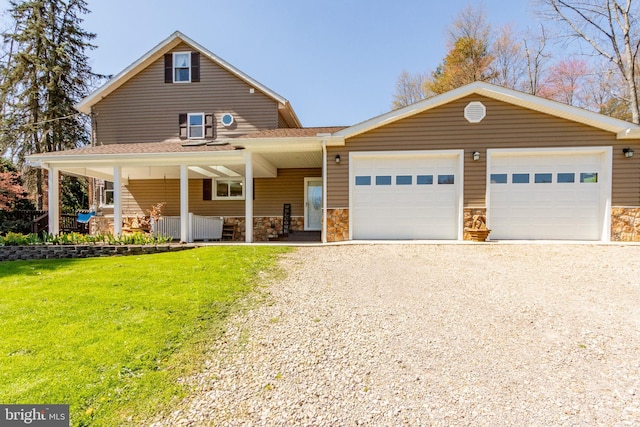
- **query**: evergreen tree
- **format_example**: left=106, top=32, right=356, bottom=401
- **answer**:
left=0, top=0, right=100, bottom=209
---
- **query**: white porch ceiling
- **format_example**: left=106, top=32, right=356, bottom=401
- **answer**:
left=54, top=150, right=322, bottom=181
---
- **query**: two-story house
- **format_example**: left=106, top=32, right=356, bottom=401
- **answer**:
left=28, top=31, right=640, bottom=242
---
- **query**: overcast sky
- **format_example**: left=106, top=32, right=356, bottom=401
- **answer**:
left=1, top=0, right=547, bottom=127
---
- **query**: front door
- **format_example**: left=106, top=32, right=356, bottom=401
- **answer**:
left=304, top=178, right=322, bottom=231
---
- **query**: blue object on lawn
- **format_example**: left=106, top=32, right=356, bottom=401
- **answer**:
left=77, top=211, right=96, bottom=223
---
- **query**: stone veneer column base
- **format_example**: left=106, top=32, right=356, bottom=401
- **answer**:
left=611, top=207, right=640, bottom=242
left=327, top=209, right=349, bottom=242
left=463, top=208, right=487, bottom=241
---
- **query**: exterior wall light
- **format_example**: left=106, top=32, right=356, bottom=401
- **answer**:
left=335, top=154, right=341, bottom=164
left=623, top=147, right=634, bottom=158
left=473, top=151, right=480, bottom=161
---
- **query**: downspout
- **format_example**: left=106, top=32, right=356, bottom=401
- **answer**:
left=322, top=140, right=327, bottom=244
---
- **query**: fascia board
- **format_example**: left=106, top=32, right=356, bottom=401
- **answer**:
left=27, top=150, right=246, bottom=168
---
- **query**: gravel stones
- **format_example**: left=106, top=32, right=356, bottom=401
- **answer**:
left=150, top=244, right=640, bottom=426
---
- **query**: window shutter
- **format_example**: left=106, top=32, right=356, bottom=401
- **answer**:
left=164, top=54, right=173, bottom=83
left=191, top=52, right=200, bottom=82
left=203, top=179, right=212, bottom=200
left=179, top=113, right=187, bottom=139
left=205, top=114, right=214, bottom=138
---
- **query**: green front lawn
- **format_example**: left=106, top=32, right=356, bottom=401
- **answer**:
left=0, top=246, right=289, bottom=426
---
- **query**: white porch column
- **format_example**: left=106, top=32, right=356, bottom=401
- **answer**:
left=47, top=167, right=60, bottom=235
left=245, top=151, right=253, bottom=243
left=113, top=165, right=123, bottom=235
left=180, top=164, right=190, bottom=243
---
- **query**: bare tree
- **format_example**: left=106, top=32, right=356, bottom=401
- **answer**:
left=490, top=24, right=527, bottom=89
left=523, top=25, right=552, bottom=95
left=539, top=0, right=640, bottom=123
left=391, top=70, right=427, bottom=109
left=447, top=3, right=492, bottom=47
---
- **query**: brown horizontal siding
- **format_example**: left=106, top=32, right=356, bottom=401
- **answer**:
left=93, top=43, right=279, bottom=145
left=328, top=95, right=640, bottom=207
left=122, top=168, right=321, bottom=218
left=254, top=168, right=321, bottom=216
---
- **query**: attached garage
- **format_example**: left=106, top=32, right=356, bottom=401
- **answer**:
left=487, top=147, right=612, bottom=240
left=349, top=150, right=463, bottom=239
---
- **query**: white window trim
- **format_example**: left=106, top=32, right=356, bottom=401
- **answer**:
left=173, top=52, right=191, bottom=83
left=187, top=112, right=205, bottom=139
left=97, top=180, right=114, bottom=207
left=213, top=177, right=245, bottom=200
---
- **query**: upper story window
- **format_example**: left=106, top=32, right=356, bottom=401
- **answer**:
left=179, top=113, right=214, bottom=139
left=164, top=52, right=200, bottom=83
left=173, top=52, right=190, bottom=82
left=188, top=113, right=204, bottom=138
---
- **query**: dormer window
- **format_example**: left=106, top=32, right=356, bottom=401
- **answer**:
left=173, top=52, right=190, bottom=82
left=164, top=52, right=200, bottom=83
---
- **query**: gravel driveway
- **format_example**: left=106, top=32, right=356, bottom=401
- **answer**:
left=152, top=244, right=640, bottom=426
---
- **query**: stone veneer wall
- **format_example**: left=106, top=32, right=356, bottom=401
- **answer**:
left=611, top=207, right=640, bottom=242
left=463, top=207, right=488, bottom=241
left=223, top=217, right=305, bottom=242
left=91, top=216, right=114, bottom=235
left=0, top=244, right=194, bottom=262
left=89, top=216, right=305, bottom=242
left=327, top=209, right=349, bottom=242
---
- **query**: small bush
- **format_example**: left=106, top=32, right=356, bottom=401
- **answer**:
left=1, top=232, right=172, bottom=246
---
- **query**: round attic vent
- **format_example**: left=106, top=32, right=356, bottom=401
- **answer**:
left=464, top=101, right=486, bottom=123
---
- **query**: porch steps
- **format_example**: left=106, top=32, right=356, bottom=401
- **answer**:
left=222, top=224, right=237, bottom=241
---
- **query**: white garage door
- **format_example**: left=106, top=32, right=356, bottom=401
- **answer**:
left=351, top=151, right=461, bottom=239
left=488, top=149, right=610, bottom=240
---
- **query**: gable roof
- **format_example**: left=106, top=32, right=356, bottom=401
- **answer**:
left=331, top=81, right=640, bottom=142
left=75, top=31, right=301, bottom=128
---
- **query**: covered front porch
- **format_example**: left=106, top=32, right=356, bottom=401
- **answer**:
left=28, top=135, right=328, bottom=243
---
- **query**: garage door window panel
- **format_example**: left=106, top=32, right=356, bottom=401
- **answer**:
left=580, top=173, right=598, bottom=183
left=376, top=176, right=392, bottom=185
left=417, top=175, right=433, bottom=185
left=491, top=174, right=507, bottom=184
left=355, top=176, right=371, bottom=186
left=438, top=175, right=455, bottom=185
left=535, top=173, right=553, bottom=183
left=512, top=173, right=530, bottom=184
left=558, top=173, right=575, bottom=183
left=396, top=175, right=412, bottom=185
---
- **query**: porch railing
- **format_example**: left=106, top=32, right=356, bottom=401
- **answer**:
left=16, top=210, right=91, bottom=235
left=152, top=214, right=223, bottom=241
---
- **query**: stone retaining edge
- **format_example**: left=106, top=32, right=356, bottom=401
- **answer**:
left=0, top=244, right=196, bottom=262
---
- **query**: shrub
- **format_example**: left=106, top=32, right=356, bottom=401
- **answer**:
left=1, top=232, right=172, bottom=246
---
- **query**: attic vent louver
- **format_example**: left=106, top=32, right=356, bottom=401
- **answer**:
left=464, top=101, right=486, bottom=123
